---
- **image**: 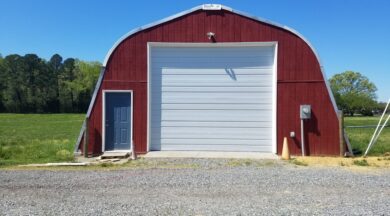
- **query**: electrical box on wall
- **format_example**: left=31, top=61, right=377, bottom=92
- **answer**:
left=300, top=105, right=311, bottom=119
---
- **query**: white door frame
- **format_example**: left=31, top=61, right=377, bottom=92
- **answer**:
left=102, top=90, right=134, bottom=153
left=147, top=42, right=278, bottom=154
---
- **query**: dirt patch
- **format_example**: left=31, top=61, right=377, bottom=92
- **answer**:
left=292, top=156, right=390, bottom=169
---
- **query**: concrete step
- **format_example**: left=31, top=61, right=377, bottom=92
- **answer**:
left=100, top=152, right=130, bottom=159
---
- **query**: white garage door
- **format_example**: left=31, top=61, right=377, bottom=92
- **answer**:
left=150, top=44, right=276, bottom=152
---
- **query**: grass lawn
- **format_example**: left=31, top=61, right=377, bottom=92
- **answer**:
left=0, top=114, right=388, bottom=167
left=0, top=114, right=84, bottom=166
left=344, top=116, right=390, bottom=156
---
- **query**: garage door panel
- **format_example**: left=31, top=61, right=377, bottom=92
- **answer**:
left=155, top=127, right=272, bottom=139
left=152, top=93, right=273, bottom=104
left=150, top=139, right=272, bottom=151
left=157, top=126, right=273, bottom=134
left=150, top=45, right=275, bottom=152
left=159, top=68, right=273, bottom=75
left=159, top=109, right=272, bottom=118
left=157, top=103, right=272, bottom=110
left=160, top=144, right=273, bottom=152
left=153, top=110, right=272, bottom=122
left=157, top=92, right=273, bottom=101
left=156, top=121, right=271, bottom=128
left=151, top=120, right=271, bottom=131
left=152, top=97, right=271, bottom=105
left=160, top=86, right=272, bottom=92
left=153, top=115, right=271, bottom=122
left=152, top=74, right=273, bottom=84
left=156, top=138, right=272, bottom=146
left=152, top=58, right=274, bottom=66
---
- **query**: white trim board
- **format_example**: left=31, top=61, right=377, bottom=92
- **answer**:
left=102, top=90, right=134, bottom=153
left=147, top=42, right=278, bottom=154
left=272, top=43, right=278, bottom=154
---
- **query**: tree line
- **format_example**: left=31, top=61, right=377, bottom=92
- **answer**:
left=0, top=53, right=101, bottom=113
left=329, top=71, right=383, bottom=116
left=0, top=53, right=382, bottom=116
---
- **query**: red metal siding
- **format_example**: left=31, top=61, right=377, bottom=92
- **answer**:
left=86, top=9, right=340, bottom=156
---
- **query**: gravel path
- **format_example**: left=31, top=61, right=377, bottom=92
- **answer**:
left=0, top=159, right=389, bottom=215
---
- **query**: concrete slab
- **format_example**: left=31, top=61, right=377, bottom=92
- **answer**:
left=142, top=151, right=279, bottom=159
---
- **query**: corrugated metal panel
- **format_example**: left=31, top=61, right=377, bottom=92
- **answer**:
left=150, top=46, right=275, bottom=152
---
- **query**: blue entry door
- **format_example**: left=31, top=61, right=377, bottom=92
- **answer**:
left=105, top=92, right=132, bottom=151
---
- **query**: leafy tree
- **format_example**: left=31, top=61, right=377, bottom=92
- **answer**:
left=23, top=54, right=51, bottom=112
left=70, top=60, right=101, bottom=112
left=48, top=54, right=63, bottom=112
left=376, top=101, right=389, bottom=115
left=329, top=71, right=378, bottom=116
left=49, top=54, right=63, bottom=71
left=2, top=54, right=27, bottom=112
left=0, top=54, right=5, bottom=111
left=58, top=58, right=76, bottom=112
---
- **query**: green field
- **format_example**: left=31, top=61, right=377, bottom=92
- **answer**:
left=344, top=116, right=390, bottom=155
left=0, top=114, right=84, bottom=166
left=0, top=114, right=389, bottom=167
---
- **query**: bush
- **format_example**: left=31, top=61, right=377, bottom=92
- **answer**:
left=291, top=159, right=308, bottom=166
left=56, top=149, right=73, bottom=161
left=353, top=159, right=369, bottom=166
left=0, top=147, right=12, bottom=159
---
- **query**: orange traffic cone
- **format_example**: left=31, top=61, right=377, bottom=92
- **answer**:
left=281, top=137, right=290, bottom=160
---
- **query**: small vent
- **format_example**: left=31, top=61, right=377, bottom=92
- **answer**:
left=202, top=4, right=222, bottom=10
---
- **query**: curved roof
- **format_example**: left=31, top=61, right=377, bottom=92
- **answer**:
left=101, top=4, right=338, bottom=113
left=73, top=4, right=341, bottom=153
left=75, top=4, right=340, bottom=151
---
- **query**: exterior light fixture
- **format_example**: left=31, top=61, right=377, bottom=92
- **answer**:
left=207, top=32, right=215, bottom=40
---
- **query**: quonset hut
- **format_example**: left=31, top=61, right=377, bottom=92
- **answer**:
left=75, top=4, right=345, bottom=157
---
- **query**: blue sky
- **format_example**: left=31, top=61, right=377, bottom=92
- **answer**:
left=0, top=0, right=389, bottom=101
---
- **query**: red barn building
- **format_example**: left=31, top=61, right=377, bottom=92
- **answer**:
left=76, top=4, right=345, bottom=156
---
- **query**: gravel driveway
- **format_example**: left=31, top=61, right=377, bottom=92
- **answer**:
left=0, top=159, right=389, bottom=215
